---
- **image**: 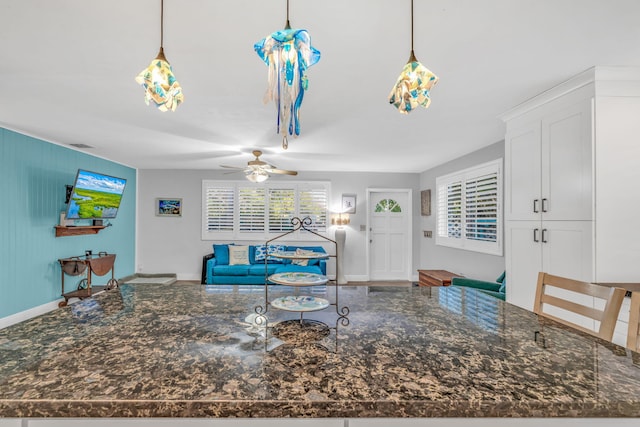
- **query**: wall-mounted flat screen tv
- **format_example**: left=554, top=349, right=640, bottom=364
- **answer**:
left=65, top=169, right=127, bottom=219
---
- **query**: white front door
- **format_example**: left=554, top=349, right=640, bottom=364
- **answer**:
left=368, top=190, right=411, bottom=280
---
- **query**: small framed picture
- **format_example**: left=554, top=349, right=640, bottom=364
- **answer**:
left=421, top=189, right=431, bottom=216
left=342, top=194, right=356, bottom=214
left=156, top=198, right=182, bottom=217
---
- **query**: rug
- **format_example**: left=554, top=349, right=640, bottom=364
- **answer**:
left=124, top=276, right=177, bottom=285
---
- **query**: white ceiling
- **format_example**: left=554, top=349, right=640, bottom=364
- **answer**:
left=1, top=0, right=639, bottom=174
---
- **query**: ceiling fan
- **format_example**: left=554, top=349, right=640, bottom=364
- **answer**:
left=221, top=150, right=298, bottom=183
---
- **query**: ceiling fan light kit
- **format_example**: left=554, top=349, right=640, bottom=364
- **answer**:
left=135, top=0, right=184, bottom=112
left=221, top=150, right=298, bottom=183
left=254, top=0, right=320, bottom=149
left=388, top=0, right=438, bottom=114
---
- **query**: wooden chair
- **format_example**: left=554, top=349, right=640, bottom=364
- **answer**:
left=627, top=292, right=640, bottom=352
left=534, top=272, right=626, bottom=342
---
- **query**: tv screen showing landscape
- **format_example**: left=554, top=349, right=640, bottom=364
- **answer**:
left=65, top=169, right=127, bottom=219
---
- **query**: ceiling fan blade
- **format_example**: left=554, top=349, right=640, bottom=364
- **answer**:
left=269, top=168, right=298, bottom=176
left=220, top=165, right=245, bottom=170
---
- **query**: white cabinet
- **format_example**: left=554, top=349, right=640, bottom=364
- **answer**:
left=504, top=95, right=592, bottom=222
left=506, top=220, right=592, bottom=311
left=501, top=66, right=640, bottom=313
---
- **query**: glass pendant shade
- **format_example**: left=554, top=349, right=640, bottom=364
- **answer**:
left=255, top=27, right=320, bottom=139
left=135, top=47, right=184, bottom=112
left=246, top=169, right=269, bottom=183
left=389, top=0, right=438, bottom=114
left=388, top=52, right=438, bottom=114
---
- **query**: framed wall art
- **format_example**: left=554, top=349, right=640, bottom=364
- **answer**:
left=156, top=198, right=182, bottom=217
left=421, top=189, right=431, bottom=216
left=342, top=194, right=356, bottom=214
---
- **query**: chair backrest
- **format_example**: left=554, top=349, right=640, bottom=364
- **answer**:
left=533, top=272, right=626, bottom=342
left=627, top=292, right=640, bottom=352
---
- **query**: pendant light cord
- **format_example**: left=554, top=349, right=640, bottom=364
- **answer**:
left=285, top=0, right=291, bottom=29
left=409, top=0, right=417, bottom=62
left=411, top=0, right=414, bottom=53
left=160, top=0, right=164, bottom=48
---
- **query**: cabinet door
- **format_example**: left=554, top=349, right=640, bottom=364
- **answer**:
left=541, top=99, right=593, bottom=221
left=540, top=220, right=595, bottom=330
left=505, top=122, right=541, bottom=221
left=541, top=221, right=593, bottom=282
left=505, top=221, right=542, bottom=311
left=506, top=220, right=593, bottom=313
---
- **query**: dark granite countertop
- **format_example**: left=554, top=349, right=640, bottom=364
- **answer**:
left=1, top=283, right=639, bottom=418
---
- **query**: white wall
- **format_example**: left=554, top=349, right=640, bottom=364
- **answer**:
left=419, top=141, right=505, bottom=282
left=137, top=170, right=420, bottom=281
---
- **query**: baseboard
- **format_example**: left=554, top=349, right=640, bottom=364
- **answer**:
left=177, top=273, right=201, bottom=281
left=346, top=274, right=370, bottom=282
left=0, top=300, right=63, bottom=330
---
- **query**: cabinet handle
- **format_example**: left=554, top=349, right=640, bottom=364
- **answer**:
left=533, top=199, right=539, bottom=213
left=533, top=228, right=539, bottom=242
left=542, top=198, right=548, bottom=212
left=542, top=228, right=548, bottom=243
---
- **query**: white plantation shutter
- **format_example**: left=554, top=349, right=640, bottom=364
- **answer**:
left=436, top=159, right=502, bottom=255
left=204, top=186, right=234, bottom=232
left=268, top=188, right=296, bottom=232
left=465, top=173, right=498, bottom=242
left=202, top=180, right=329, bottom=240
left=238, top=187, right=265, bottom=233
left=299, top=186, right=328, bottom=232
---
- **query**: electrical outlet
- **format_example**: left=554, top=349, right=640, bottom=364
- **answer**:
left=360, top=224, right=366, bottom=232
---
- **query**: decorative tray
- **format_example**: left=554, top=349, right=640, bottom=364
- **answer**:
left=270, top=251, right=329, bottom=260
left=268, top=272, right=328, bottom=286
left=270, top=296, right=330, bottom=312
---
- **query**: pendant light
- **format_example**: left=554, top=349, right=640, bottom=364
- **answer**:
left=388, top=0, right=438, bottom=114
left=135, top=0, right=184, bottom=112
left=254, top=0, right=320, bottom=149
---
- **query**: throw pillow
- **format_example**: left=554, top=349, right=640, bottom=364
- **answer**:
left=229, top=245, right=250, bottom=265
left=213, top=244, right=232, bottom=265
left=255, top=244, right=286, bottom=262
left=291, top=248, right=316, bottom=266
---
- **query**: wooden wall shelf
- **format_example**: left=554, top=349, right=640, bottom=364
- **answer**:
left=54, top=225, right=105, bottom=237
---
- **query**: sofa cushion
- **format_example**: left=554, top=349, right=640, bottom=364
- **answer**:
left=229, top=245, right=250, bottom=265
left=254, top=244, right=287, bottom=262
left=451, top=277, right=501, bottom=292
left=213, top=265, right=251, bottom=276
left=496, top=271, right=506, bottom=283
left=213, top=244, right=232, bottom=265
left=248, top=264, right=279, bottom=276
left=274, top=264, right=323, bottom=275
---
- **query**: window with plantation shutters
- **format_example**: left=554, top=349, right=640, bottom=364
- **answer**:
left=268, top=188, right=296, bottom=232
left=202, top=180, right=330, bottom=240
left=299, top=186, right=328, bottom=232
left=465, top=172, right=498, bottom=243
left=238, top=187, right=265, bottom=232
left=204, top=186, right=234, bottom=233
left=436, top=159, right=502, bottom=256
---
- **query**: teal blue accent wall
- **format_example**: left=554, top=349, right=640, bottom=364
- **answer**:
left=0, top=128, right=136, bottom=319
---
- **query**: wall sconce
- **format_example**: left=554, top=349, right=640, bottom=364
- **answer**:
left=331, top=213, right=350, bottom=226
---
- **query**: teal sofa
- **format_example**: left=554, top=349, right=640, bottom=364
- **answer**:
left=451, top=271, right=506, bottom=300
left=202, top=243, right=327, bottom=285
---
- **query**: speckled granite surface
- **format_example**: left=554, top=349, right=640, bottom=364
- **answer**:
left=1, top=283, right=639, bottom=418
